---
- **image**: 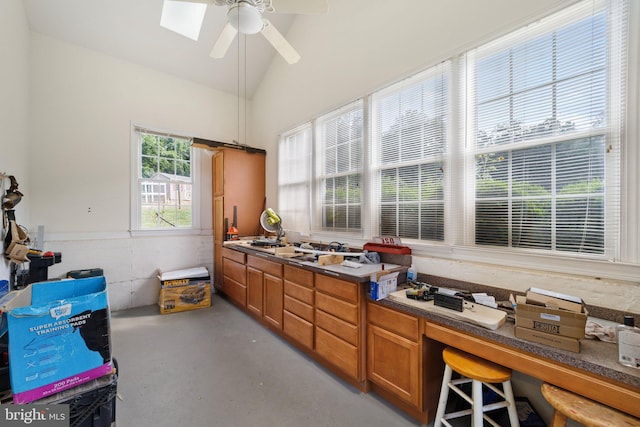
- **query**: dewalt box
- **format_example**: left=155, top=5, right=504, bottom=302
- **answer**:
left=0, top=276, right=113, bottom=403
left=158, top=283, right=211, bottom=314
left=157, top=267, right=211, bottom=314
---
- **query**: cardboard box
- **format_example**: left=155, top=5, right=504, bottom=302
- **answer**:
left=157, top=267, right=211, bottom=314
left=158, top=266, right=210, bottom=288
left=515, top=326, right=580, bottom=352
left=0, top=276, right=113, bottom=403
left=515, top=295, right=587, bottom=339
left=369, top=271, right=399, bottom=301
left=158, top=282, right=211, bottom=314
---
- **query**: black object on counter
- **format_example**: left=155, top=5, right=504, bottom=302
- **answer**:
left=66, top=268, right=104, bottom=279
left=25, top=251, right=62, bottom=286
left=434, top=292, right=464, bottom=312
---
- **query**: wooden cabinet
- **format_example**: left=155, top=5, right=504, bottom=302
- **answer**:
left=221, top=247, right=246, bottom=308
left=247, top=254, right=284, bottom=330
left=367, top=302, right=422, bottom=410
left=212, top=148, right=265, bottom=290
left=314, top=273, right=364, bottom=382
left=283, top=265, right=314, bottom=350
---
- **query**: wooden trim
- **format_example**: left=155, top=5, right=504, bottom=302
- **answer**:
left=193, top=137, right=267, bottom=154
left=424, top=321, right=640, bottom=418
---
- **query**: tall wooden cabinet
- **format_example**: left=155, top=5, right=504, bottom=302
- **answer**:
left=212, top=148, right=266, bottom=289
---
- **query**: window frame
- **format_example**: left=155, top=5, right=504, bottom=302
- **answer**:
left=130, top=123, right=201, bottom=236
left=370, top=64, right=450, bottom=243
left=313, top=100, right=365, bottom=235
left=278, top=123, right=313, bottom=236
left=463, top=0, right=622, bottom=259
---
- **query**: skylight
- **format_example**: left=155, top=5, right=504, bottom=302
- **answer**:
left=160, top=0, right=207, bottom=41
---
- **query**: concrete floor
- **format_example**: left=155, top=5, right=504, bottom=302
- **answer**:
left=111, top=293, right=426, bottom=427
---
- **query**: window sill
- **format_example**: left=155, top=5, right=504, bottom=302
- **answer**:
left=129, top=228, right=209, bottom=238
left=409, top=242, right=640, bottom=283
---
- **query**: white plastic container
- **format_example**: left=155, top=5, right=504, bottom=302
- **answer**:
left=407, top=264, right=417, bottom=282
left=618, top=315, right=640, bottom=369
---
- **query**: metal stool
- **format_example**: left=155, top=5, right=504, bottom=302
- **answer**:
left=434, top=347, right=519, bottom=427
left=541, top=383, right=640, bottom=427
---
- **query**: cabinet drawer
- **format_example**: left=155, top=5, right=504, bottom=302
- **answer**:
left=222, top=247, right=245, bottom=264
left=315, top=274, right=357, bottom=303
left=223, top=258, right=246, bottom=285
left=315, top=310, right=358, bottom=346
left=223, top=277, right=246, bottom=307
left=283, top=311, right=313, bottom=350
left=315, top=327, right=358, bottom=379
left=247, top=255, right=283, bottom=277
left=284, top=280, right=314, bottom=305
left=284, top=295, right=314, bottom=323
left=367, top=302, right=420, bottom=342
left=284, top=265, right=313, bottom=288
left=316, top=292, right=357, bottom=325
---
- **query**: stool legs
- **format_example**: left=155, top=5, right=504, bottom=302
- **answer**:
left=502, top=379, right=519, bottom=427
left=472, top=378, right=483, bottom=426
left=434, top=364, right=453, bottom=427
left=434, top=369, right=520, bottom=427
left=550, top=410, right=568, bottom=427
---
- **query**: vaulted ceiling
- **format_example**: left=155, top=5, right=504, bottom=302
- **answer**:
left=24, top=0, right=296, bottom=98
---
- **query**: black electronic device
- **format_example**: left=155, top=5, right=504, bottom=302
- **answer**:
left=434, top=292, right=464, bottom=312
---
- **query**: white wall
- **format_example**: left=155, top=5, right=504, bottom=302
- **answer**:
left=251, top=0, right=640, bottom=313
left=0, top=0, right=31, bottom=282
left=23, top=33, right=242, bottom=310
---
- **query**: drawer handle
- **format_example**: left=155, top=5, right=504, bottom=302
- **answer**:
left=323, top=271, right=340, bottom=277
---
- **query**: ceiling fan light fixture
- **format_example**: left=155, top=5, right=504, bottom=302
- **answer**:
left=228, top=2, right=263, bottom=35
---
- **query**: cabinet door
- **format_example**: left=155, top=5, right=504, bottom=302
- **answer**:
left=263, top=273, right=283, bottom=329
left=246, top=266, right=263, bottom=317
left=367, top=324, right=421, bottom=409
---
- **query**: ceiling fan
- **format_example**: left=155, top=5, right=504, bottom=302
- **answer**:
left=169, top=0, right=328, bottom=64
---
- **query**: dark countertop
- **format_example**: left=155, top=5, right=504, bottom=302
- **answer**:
left=225, top=241, right=405, bottom=283
left=376, top=296, right=640, bottom=391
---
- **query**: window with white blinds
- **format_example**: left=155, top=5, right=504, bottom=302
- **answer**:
left=371, top=63, right=449, bottom=241
left=466, top=0, right=627, bottom=257
left=278, top=124, right=312, bottom=236
left=277, top=0, right=634, bottom=272
left=314, top=101, right=364, bottom=232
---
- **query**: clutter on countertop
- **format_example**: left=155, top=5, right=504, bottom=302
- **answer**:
left=515, top=288, right=588, bottom=353
left=369, top=271, right=399, bottom=301
left=387, top=288, right=507, bottom=330
left=585, top=317, right=618, bottom=343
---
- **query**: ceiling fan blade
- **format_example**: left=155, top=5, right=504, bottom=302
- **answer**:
left=210, top=22, right=238, bottom=58
left=261, top=19, right=300, bottom=64
left=269, top=0, right=328, bottom=14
